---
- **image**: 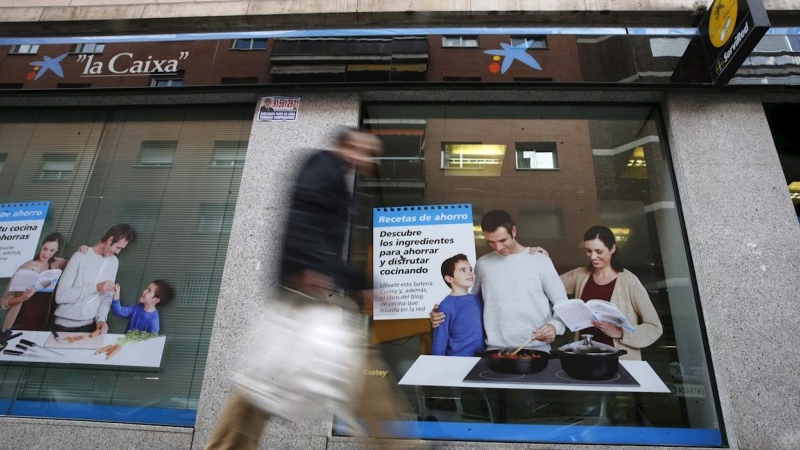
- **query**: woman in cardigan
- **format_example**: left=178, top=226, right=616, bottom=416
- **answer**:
left=1, top=233, right=87, bottom=331
left=541, top=225, right=662, bottom=361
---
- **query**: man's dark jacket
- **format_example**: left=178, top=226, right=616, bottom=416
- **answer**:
left=279, top=150, right=363, bottom=292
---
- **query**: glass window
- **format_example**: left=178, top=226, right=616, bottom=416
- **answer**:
left=150, top=76, right=184, bottom=87
left=197, top=203, right=232, bottom=234
left=516, top=142, right=558, bottom=169
left=71, top=43, right=105, bottom=54
left=342, top=103, right=725, bottom=447
left=0, top=105, right=250, bottom=426
left=211, top=140, right=247, bottom=167
left=9, top=44, right=39, bottom=55
left=137, top=140, right=177, bottom=166
left=510, top=36, right=548, bottom=49
left=442, top=36, right=479, bottom=48
left=231, top=39, right=268, bottom=50
left=38, top=153, right=77, bottom=180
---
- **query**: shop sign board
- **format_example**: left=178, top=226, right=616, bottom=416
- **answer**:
left=672, top=0, right=770, bottom=84
left=372, top=204, right=476, bottom=320
left=0, top=202, right=49, bottom=278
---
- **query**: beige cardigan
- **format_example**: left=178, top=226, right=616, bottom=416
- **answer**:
left=559, top=267, right=663, bottom=361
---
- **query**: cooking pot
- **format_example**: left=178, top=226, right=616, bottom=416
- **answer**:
left=554, top=334, right=626, bottom=381
left=481, top=349, right=550, bottom=374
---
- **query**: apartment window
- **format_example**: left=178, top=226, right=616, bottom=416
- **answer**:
left=0, top=154, right=6, bottom=173
left=71, top=43, right=105, bottom=54
left=442, top=36, right=479, bottom=48
left=231, top=39, right=268, bottom=50
left=137, top=140, right=177, bottom=167
left=197, top=203, right=231, bottom=234
left=515, top=142, right=558, bottom=169
left=510, top=36, right=548, bottom=49
left=220, top=77, right=259, bottom=85
left=9, top=44, right=39, bottom=55
left=441, top=142, right=505, bottom=177
left=38, top=153, right=77, bottom=180
left=211, top=140, right=247, bottom=167
left=150, top=72, right=184, bottom=87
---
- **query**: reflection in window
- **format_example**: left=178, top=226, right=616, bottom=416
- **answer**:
left=211, top=140, right=247, bottom=167
left=197, top=203, right=231, bottom=234
left=231, top=39, right=268, bottom=50
left=9, top=44, right=39, bottom=55
left=441, top=143, right=505, bottom=176
left=519, top=207, right=564, bottom=239
left=442, top=36, right=479, bottom=48
left=137, top=141, right=177, bottom=167
left=515, top=142, right=557, bottom=169
left=510, top=36, right=548, bottom=49
left=38, top=153, right=77, bottom=180
left=71, top=43, right=105, bottom=54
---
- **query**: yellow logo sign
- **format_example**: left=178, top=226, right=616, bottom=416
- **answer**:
left=709, top=0, right=739, bottom=48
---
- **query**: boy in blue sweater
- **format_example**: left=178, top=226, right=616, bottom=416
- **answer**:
left=111, top=279, right=175, bottom=334
left=432, top=254, right=484, bottom=356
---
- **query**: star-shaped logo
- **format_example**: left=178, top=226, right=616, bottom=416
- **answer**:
left=484, top=43, right=542, bottom=74
left=28, top=53, right=68, bottom=80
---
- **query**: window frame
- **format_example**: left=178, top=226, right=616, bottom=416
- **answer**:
left=230, top=39, right=268, bottom=50
left=71, top=43, right=105, bottom=54
left=9, top=44, right=39, bottom=55
left=210, top=140, right=248, bottom=168
left=136, top=140, right=177, bottom=167
left=442, top=36, right=480, bottom=48
left=37, top=153, right=78, bottom=181
left=515, top=142, right=559, bottom=170
left=510, top=36, right=549, bottom=49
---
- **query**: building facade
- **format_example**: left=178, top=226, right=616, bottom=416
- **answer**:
left=0, top=1, right=799, bottom=450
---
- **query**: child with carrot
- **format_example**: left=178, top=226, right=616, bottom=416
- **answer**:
left=110, top=279, right=175, bottom=334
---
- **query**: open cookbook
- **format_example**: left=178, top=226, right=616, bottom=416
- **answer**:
left=8, top=269, right=63, bottom=293
left=554, top=299, right=635, bottom=333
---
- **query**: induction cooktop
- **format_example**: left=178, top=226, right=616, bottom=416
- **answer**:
left=463, top=358, right=640, bottom=387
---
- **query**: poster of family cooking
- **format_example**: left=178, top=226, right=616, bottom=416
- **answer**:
left=374, top=203, right=670, bottom=392
left=0, top=201, right=166, bottom=368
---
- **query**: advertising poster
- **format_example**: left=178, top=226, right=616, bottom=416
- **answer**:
left=0, top=202, right=49, bottom=278
left=372, top=204, right=476, bottom=320
left=257, top=96, right=300, bottom=122
left=0, top=216, right=166, bottom=368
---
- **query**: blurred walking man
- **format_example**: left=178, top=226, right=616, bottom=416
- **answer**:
left=206, top=128, right=405, bottom=450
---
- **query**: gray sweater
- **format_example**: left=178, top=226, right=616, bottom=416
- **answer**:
left=54, top=248, right=119, bottom=328
left=473, top=250, right=567, bottom=351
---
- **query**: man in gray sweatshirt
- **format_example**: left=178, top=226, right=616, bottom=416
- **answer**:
left=432, top=210, right=567, bottom=352
left=53, top=224, right=134, bottom=334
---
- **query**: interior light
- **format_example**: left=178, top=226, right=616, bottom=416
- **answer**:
left=788, top=181, right=800, bottom=192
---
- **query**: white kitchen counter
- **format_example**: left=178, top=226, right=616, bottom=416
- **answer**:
left=399, top=355, right=670, bottom=393
left=0, top=330, right=165, bottom=368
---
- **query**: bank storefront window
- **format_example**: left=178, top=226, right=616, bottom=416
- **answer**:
left=341, top=103, right=724, bottom=446
left=0, top=106, right=250, bottom=426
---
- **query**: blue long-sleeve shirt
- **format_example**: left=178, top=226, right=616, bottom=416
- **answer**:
left=432, top=293, right=484, bottom=356
left=111, top=300, right=160, bottom=334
